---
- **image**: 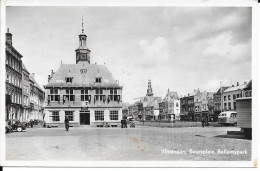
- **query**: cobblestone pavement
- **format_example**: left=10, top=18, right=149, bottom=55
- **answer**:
left=6, top=126, right=251, bottom=161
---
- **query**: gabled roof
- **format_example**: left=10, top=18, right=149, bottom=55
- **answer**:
left=165, top=91, right=179, bottom=100
left=44, top=61, right=121, bottom=88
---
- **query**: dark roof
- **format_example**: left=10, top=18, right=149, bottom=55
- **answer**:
left=44, top=61, right=121, bottom=88
left=244, top=80, right=252, bottom=91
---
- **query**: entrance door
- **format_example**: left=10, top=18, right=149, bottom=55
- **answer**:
left=80, top=110, right=90, bottom=125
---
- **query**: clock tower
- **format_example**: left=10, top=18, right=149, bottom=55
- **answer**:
left=146, top=78, right=154, bottom=97
left=75, top=16, right=91, bottom=64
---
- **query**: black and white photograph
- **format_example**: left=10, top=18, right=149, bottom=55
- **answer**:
left=0, top=0, right=258, bottom=168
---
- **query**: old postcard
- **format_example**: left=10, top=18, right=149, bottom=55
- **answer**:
left=0, top=0, right=258, bottom=168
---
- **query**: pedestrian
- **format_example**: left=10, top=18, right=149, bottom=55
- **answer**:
left=124, top=119, right=127, bottom=128
left=64, top=116, right=69, bottom=131
left=30, top=119, right=33, bottom=128
left=121, top=119, right=124, bottom=128
left=201, top=117, right=205, bottom=128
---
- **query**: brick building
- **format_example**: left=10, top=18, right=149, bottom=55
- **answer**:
left=44, top=20, right=123, bottom=127
left=5, top=29, right=23, bottom=120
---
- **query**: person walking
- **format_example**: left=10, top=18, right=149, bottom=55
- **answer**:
left=30, top=119, right=33, bottom=128
left=121, top=119, right=124, bottom=128
left=124, top=119, right=127, bottom=128
left=201, top=117, right=205, bottom=128
left=64, top=116, right=69, bottom=131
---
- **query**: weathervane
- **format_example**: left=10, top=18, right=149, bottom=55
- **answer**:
left=82, top=15, right=84, bottom=33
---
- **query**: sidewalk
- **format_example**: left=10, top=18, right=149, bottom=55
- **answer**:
left=135, top=121, right=221, bottom=128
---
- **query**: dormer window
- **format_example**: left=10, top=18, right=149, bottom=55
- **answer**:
left=95, top=77, right=102, bottom=83
left=66, top=77, right=73, bottom=83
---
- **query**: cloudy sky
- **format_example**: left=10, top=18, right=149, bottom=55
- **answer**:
left=6, top=7, right=252, bottom=103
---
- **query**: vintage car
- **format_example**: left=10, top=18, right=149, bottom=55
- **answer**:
left=6, top=119, right=27, bottom=132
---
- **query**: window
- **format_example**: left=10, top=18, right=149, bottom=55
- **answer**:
left=49, top=89, right=60, bottom=101
left=95, top=77, right=101, bottom=83
left=231, top=113, right=237, bottom=117
left=110, top=110, right=119, bottom=120
left=224, top=103, right=227, bottom=110
left=228, top=95, right=231, bottom=100
left=176, top=102, right=179, bottom=107
left=95, top=89, right=103, bottom=101
left=233, top=102, right=236, bottom=110
left=65, top=77, right=73, bottom=83
left=95, top=110, right=104, bottom=121
left=51, top=111, right=60, bottom=121
left=237, top=94, right=239, bottom=98
left=65, top=89, right=74, bottom=101
left=65, top=111, right=74, bottom=121
left=109, top=89, right=120, bottom=101
left=81, top=89, right=91, bottom=101
left=233, top=94, right=236, bottom=100
left=224, top=96, right=226, bottom=101
left=228, top=102, right=231, bottom=110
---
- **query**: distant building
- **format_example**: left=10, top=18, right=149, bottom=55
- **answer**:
left=28, top=74, right=45, bottom=121
left=213, top=86, right=229, bottom=120
left=5, top=28, right=23, bottom=120
left=44, top=20, right=123, bottom=127
left=21, top=64, right=30, bottom=121
left=242, top=80, right=252, bottom=97
left=222, top=82, right=247, bottom=111
left=132, top=79, right=162, bottom=120
left=180, top=92, right=195, bottom=121
left=122, top=103, right=130, bottom=119
left=159, top=89, right=180, bottom=120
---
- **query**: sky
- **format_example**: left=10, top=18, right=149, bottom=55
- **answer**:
left=6, top=6, right=252, bottom=103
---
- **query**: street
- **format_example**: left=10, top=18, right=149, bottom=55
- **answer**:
left=6, top=126, right=251, bottom=161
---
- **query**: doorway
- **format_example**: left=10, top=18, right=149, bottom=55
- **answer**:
left=80, top=110, right=90, bottom=125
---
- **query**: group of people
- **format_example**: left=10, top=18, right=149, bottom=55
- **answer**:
left=121, top=119, right=128, bottom=128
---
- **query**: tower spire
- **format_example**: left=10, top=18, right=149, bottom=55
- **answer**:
left=82, top=15, right=84, bottom=33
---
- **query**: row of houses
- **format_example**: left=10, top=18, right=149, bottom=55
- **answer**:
left=180, top=81, right=252, bottom=122
left=5, top=29, right=45, bottom=122
left=128, top=79, right=252, bottom=122
left=128, top=79, right=181, bottom=121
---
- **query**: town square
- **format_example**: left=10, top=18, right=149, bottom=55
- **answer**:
left=2, top=4, right=255, bottom=166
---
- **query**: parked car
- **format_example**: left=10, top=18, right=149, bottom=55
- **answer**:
left=5, top=121, right=13, bottom=133
left=6, top=119, right=26, bottom=132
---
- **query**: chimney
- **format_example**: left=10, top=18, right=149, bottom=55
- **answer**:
left=48, top=75, right=51, bottom=82
left=31, top=73, right=35, bottom=80
left=6, top=28, right=13, bottom=45
left=188, top=93, right=190, bottom=96
left=237, top=82, right=239, bottom=86
left=244, top=82, right=247, bottom=85
left=232, top=85, right=234, bottom=87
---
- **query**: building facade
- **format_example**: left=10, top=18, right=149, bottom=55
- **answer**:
left=222, top=82, right=247, bottom=111
left=21, top=63, right=30, bottom=121
left=180, top=94, right=195, bottom=121
left=213, top=86, right=229, bottom=120
left=5, top=29, right=23, bottom=120
left=132, top=79, right=161, bottom=121
left=28, top=74, right=45, bottom=121
left=44, top=21, right=123, bottom=127
left=159, top=89, right=180, bottom=120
